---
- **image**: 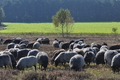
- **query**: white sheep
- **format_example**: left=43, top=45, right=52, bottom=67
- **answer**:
left=33, top=41, right=40, bottom=49
left=7, top=43, right=15, bottom=49
left=27, top=49, right=39, bottom=56
left=54, top=51, right=77, bottom=67
left=64, top=52, right=77, bottom=63
left=100, top=45, right=109, bottom=51
left=16, top=56, right=37, bottom=71
left=52, top=40, right=59, bottom=48
left=19, top=40, right=29, bottom=45
left=104, top=50, right=118, bottom=65
left=69, top=54, right=84, bottom=71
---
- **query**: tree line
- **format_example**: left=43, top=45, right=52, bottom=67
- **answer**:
left=0, top=0, right=120, bottom=22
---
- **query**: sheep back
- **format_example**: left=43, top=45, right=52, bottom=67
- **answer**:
left=0, top=54, right=12, bottom=68
left=16, top=56, right=37, bottom=70
left=36, top=52, right=49, bottom=69
left=104, top=50, right=118, bottom=65
left=95, top=50, right=105, bottom=65
left=111, top=54, right=120, bottom=72
left=69, top=54, right=84, bottom=71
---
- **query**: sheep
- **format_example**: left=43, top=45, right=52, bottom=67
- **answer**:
left=74, top=39, right=84, bottom=44
left=14, top=43, right=26, bottom=49
left=16, top=56, right=37, bottom=71
left=7, top=43, right=15, bottom=49
left=3, top=39, right=12, bottom=44
left=8, top=48, right=19, bottom=59
left=36, top=52, right=49, bottom=70
left=69, top=40, right=75, bottom=44
left=12, top=37, right=22, bottom=44
left=73, top=43, right=82, bottom=49
left=19, top=43, right=26, bottom=49
left=91, top=43, right=101, bottom=49
left=84, top=51, right=95, bottom=66
left=27, top=49, right=39, bottom=56
left=81, top=43, right=89, bottom=48
left=2, top=51, right=16, bottom=69
left=109, top=45, right=120, bottom=50
left=95, top=50, right=105, bottom=65
left=69, top=42, right=75, bottom=50
left=54, top=51, right=77, bottom=67
left=19, top=40, right=29, bottom=45
left=64, top=52, right=77, bottom=63
left=104, top=50, right=118, bottom=65
left=83, top=47, right=93, bottom=53
left=92, top=47, right=99, bottom=55
left=33, top=41, right=40, bottom=49
left=100, top=45, right=109, bottom=51
left=73, top=48, right=84, bottom=56
left=14, top=44, right=20, bottom=49
left=0, top=54, right=12, bottom=69
left=69, top=54, right=84, bottom=71
left=36, top=38, right=50, bottom=44
left=41, top=38, right=50, bottom=44
left=111, top=54, right=120, bottom=73
left=0, top=38, right=3, bottom=44
left=36, top=38, right=42, bottom=44
left=51, top=49, right=65, bottom=64
left=54, top=52, right=66, bottom=67
left=26, top=42, right=34, bottom=49
left=16, top=49, right=31, bottom=60
left=52, top=40, right=59, bottom=48
left=59, top=42, right=70, bottom=50
left=91, top=43, right=98, bottom=48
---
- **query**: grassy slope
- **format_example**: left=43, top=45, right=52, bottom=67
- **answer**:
left=0, top=22, right=120, bottom=34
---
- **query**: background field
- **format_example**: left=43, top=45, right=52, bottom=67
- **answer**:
left=0, top=22, right=120, bottom=34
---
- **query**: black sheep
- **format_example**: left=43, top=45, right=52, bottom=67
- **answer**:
left=95, top=50, right=105, bottom=65
left=16, top=49, right=31, bottom=60
left=3, top=39, right=12, bottom=44
left=27, top=42, right=34, bottom=49
left=109, top=45, right=120, bottom=50
left=84, top=51, right=95, bottom=66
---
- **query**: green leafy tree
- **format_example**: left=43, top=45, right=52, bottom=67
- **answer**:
left=0, top=7, right=5, bottom=26
left=52, top=9, right=74, bottom=37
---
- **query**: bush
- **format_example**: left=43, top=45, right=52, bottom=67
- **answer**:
left=21, top=70, right=91, bottom=80
left=112, top=27, right=117, bottom=33
left=0, top=69, right=19, bottom=80
left=22, top=71, right=57, bottom=80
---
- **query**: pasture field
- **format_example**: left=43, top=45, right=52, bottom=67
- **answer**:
left=0, top=22, right=120, bottom=34
left=0, top=34, right=120, bottom=80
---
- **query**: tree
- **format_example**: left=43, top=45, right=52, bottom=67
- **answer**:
left=52, top=9, right=74, bottom=37
left=0, top=7, right=5, bottom=26
left=0, top=0, right=18, bottom=7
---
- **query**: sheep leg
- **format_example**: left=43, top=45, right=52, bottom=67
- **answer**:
left=4, top=65, right=7, bottom=69
left=34, top=65, right=36, bottom=71
left=41, top=65, right=42, bottom=71
left=9, top=64, right=12, bottom=69
left=39, top=64, right=40, bottom=69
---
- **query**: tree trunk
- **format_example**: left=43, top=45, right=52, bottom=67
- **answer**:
left=0, top=21, right=1, bottom=26
left=61, top=24, right=64, bottom=37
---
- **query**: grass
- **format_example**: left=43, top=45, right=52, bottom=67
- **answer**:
left=0, top=22, right=120, bottom=34
left=0, top=64, right=120, bottom=80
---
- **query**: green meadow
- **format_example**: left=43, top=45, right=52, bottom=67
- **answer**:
left=0, top=22, right=120, bottom=34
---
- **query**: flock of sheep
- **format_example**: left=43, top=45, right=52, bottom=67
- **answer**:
left=0, top=37, right=120, bottom=73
